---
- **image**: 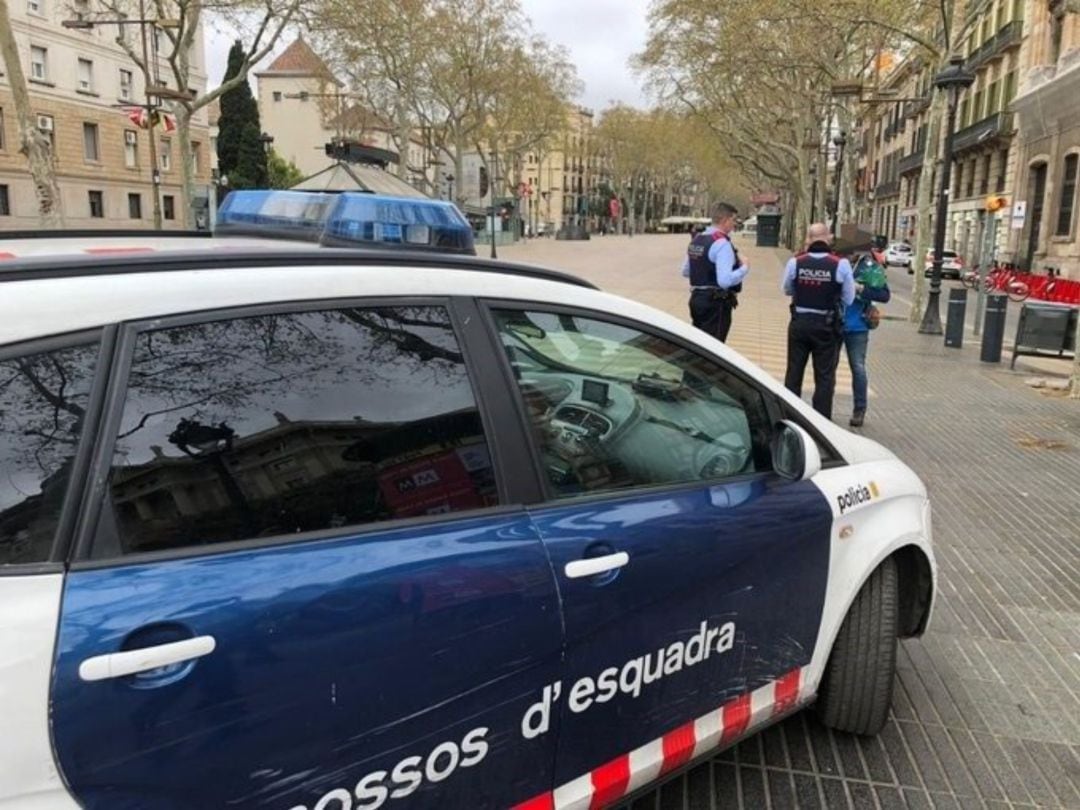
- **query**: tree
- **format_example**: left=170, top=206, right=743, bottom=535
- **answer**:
left=97, top=0, right=303, bottom=227
left=0, top=0, right=63, bottom=227
left=267, top=148, right=305, bottom=189
left=217, top=41, right=268, bottom=189
left=317, top=0, right=580, bottom=207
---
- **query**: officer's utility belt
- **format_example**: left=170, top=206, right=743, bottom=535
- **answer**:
left=693, top=286, right=738, bottom=302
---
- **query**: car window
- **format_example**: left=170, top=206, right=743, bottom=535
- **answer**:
left=1, top=341, right=100, bottom=566
left=92, top=306, right=496, bottom=558
left=493, top=309, right=774, bottom=499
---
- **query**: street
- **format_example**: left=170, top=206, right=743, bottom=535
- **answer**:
left=500, top=234, right=1080, bottom=810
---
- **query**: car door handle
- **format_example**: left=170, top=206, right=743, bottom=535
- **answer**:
left=78, top=635, right=217, bottom=682
left=564, top=552, right=630, bottom=579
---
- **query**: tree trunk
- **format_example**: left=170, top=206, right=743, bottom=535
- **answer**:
left=0, top=0, right=64, bottom=227
left=176, top=106, right=198, bottom=229
left=909, top=91, right=946, bottom=322
left=395, top=101, right=410, bottom=181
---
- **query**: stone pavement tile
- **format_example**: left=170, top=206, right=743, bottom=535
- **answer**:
left=767, top=769, right=799, bottom=809
left=783, top=713, right=818, bottom=773
left=879, top=720, right=926, bottom=789
left=896, top=722, right=953, bottom=794
left=762, top=723, right=789, bottom=770
left=877, top=785, right=908, bottom=810
left=946, top=728, right=1007, bottom=803
left=849, top=782, right=879, bottom=809
left=902, top=788, right=935, bottom=810
left=793, top=773, right=825, bottom=809
left=968, top=731, right=1036, bottom=806
left=1025, top=741, right=1080, bottom=808
left=685, top=764, right=711, bottom=810
left=994, top=736, right=1060, bottom=807
left=739, top=765, right=768, bottom=807
left=821, top=777, right=853, bottom=809
left=713, top=762, right=739, bottom=806
left=658, top=776, right=683, bottom=810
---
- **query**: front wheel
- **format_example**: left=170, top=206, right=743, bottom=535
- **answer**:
left=815, top=557, right=898, bottom=735
left=1007, top=282, right=1030, bottom=302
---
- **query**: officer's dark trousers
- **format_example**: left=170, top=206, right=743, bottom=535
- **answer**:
left=785, top=314, right=841, bottom=419
left=689, top=288, right=734, bottom=342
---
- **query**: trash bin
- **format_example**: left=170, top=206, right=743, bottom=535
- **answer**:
left=945, top=288, right=967, bottom=349
left=980, top=294, right=1008, bottom=363
left=1010, top=301, right=1079, bottom=369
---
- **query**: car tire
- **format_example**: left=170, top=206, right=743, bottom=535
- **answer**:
left=815, top=556, right=898, bottom=736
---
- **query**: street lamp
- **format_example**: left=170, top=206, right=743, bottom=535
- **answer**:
left=444, top=173, right=455, bottom=203
left=831, top=132, right=847, bottom=237
left=809, top=164, right=818, bottom=223
left=259, top=132, right=275, bottom=154
left=919, top=55, right=976, bottom=335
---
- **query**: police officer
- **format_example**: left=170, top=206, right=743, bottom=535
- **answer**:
left=680, top=202, right=749, bottom=341
left=782, top=223, right=856, bottom=419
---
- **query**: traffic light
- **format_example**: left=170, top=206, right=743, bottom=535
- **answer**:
left=985, top=195, right=1008, bottom=212
left=479, top=166, right=489, bottom=198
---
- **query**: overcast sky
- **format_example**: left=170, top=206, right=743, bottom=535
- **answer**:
left=205, top=0, right=651, bottom=111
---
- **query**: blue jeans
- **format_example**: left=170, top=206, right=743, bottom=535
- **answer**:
left=844, top=331, right=870, bottom=411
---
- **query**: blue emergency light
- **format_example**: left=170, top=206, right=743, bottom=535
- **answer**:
left=215, top=190, right=475, bottom=255
left=215, top=190, right=332, bottom=241
left=321, top=193, right=475, bottom=255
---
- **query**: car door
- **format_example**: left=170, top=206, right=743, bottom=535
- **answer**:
left=487, top=306, right=834, bottom=801
left=50, top=301, right=563, bottom=810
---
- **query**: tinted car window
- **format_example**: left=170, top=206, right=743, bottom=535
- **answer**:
left=494, top=309, right=773, bottom=498
left=95, top=306, right=496, bottom=557
left=1, top=342, right=99, bottom=565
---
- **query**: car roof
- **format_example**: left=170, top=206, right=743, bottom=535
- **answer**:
left=0, top=248, right=603, bottom=346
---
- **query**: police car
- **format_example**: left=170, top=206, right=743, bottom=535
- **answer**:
left=0, top=192, right=934, bottom=810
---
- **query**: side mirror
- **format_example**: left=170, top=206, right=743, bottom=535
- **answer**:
left=771, top=419, right=822, bottom=482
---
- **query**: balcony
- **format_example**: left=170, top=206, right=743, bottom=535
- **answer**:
left=906, top=97, right=930, bottom=119
left=952, top=111, right=1014, bottom=153
left=899, top=147, right=926, bottom=175
left=965, top=20, right=1024, bottom=71
left=875, top=179, right=901, bottom=198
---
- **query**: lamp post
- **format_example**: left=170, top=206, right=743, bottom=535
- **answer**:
left=168, top=419, right=254, bottom=531
left=919, top=55, right=976, bottom=335
left=489, top=149, right=499, bottom=260
left=809, top=164, right=818, bottom=223
left=830, top=132, right=847, bottom=237
left=444, top=173, right=455, bottom=203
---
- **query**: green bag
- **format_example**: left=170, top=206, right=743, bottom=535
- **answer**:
left=854, top=254, right=888, bottom=289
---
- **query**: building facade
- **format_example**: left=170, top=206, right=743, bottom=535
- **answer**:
left=1009, top=0, right=1080, bottom=277
left=947, top=0, right=1026, bottom=266
left=256, top=37, right=431, bottom=186
left=851, top=0, right=1027, bottom=267
left=0, top=1, right=210, bottom=229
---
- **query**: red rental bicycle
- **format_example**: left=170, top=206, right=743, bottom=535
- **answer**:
left=961, top=265, right=1031, bottom=302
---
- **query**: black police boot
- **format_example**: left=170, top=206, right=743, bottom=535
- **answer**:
left=849, top=410, right=865, bottom=427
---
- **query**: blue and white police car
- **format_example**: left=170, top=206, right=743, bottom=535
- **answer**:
left=0, top=192, right=934, bottom=810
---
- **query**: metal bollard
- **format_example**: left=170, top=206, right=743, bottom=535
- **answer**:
left=980, top=294, right=1008, bottom=363
left=945, top=288, right=967, bottom=349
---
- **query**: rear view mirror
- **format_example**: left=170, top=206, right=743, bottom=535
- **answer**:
left=771, top=420, right=822, bottom=481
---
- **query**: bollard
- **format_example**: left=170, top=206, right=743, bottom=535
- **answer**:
left=980, top=294, right=1008, bottom=363
left=945, top=288, right=967, bottom=349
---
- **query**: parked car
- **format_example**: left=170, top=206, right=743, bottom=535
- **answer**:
left=884, top=242, right=913, bottom=268
left=916, top=249, right=964, bottom=278
left=0, top=192, right=935, bottom=810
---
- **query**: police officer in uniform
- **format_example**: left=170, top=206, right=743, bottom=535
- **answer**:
left=680, top=202, right=749, bottom=341
left=782, top=223, right=855, bottom=419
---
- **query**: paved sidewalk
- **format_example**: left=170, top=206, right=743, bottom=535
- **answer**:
left=501, top=236, right=1080, bottom=810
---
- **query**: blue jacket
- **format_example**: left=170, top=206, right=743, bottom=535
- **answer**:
left=844, top=264, right=891, bottom=333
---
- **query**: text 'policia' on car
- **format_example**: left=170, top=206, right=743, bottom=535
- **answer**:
left=0, top=190, right=934, bottom=810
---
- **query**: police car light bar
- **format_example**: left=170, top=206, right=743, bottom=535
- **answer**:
left=216, top=190, right=333, bottom=241
left=215, top=190, right=475, bottom=256
left=321, top=193, right=475, bottom=255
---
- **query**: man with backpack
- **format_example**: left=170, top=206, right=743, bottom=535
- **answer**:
left=680, top=202, right=750, bottom=342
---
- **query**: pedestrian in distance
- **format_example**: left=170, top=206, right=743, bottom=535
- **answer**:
left=842, top=250, right=891, bottom=427
left=782, top=223, right=855, bottom=420
left=680, top=202, right=750, bottom=342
